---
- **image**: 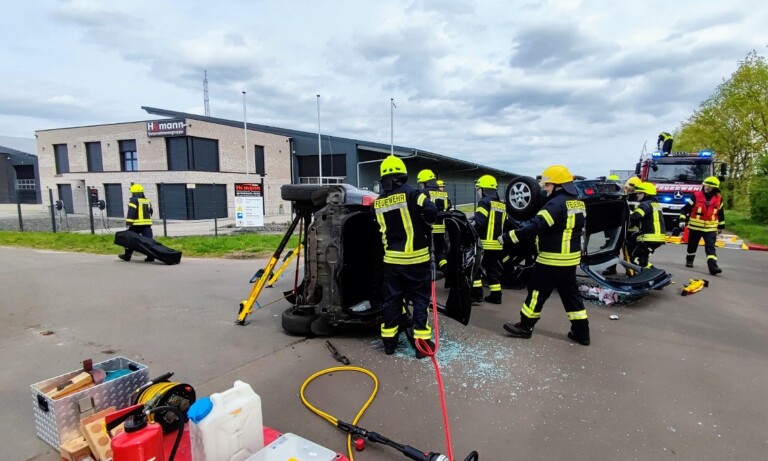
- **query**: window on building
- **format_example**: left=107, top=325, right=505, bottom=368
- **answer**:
left=166, top=136, right=219, bottom=172
left=17, top=179, right=35, bottom=190
left=297, top=153, right=346, bottom=183
left=119, top=139, right=138, bottom=171
left=85, top=141, right=103, bottom=172
left=53, top=144, right=70, bottom=174
left=254, top=145, right=265, bottom=175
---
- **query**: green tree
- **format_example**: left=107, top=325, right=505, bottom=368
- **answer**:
left=676, top=51, right=768, bottom=209
left=750, top=153, right=768, bottom=223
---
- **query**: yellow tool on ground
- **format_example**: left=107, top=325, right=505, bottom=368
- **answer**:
left=681, top=279, right=709, bottom=296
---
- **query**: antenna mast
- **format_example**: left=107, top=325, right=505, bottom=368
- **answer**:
left=203, top=70, right=211, bottom=116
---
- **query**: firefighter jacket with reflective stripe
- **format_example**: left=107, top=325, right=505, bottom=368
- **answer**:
left=629, top=197, right=666, bottom=242
left=126, top=194, right=153, bottom=226
left=680, top=189, right=724, bottom=232
left=427, top=188, right=451, bottom=234
left=506, top=190, right=586, bottom=267
left=473, top=193, right=506, bottom=250
left=374, top=184, right=437, bottom=265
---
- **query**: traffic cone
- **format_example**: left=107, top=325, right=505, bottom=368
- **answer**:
left=682, top=226, right=689, bottom=244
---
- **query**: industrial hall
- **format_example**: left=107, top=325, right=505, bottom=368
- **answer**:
left=34, top=106, right=516, bottom=221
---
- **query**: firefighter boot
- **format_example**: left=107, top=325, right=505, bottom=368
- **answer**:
left=568, top=319, right=590, bottom=346
left=503, top=322, right=533, bottom=338
left=383, top=334, right=400, bottom=355
left=484, top=290, right=502, bottom=304
left=685, top=255, right=694, bottom=268
left=471, top=287, right=484, bottom=305
left=707, top=258, right=722, bottom=275
left=118, top=253, right=131, bottom=262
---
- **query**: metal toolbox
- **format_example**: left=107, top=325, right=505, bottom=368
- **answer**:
left=30, top=356, right=149, bottom=449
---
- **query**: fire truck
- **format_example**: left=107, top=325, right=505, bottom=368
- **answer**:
left=635, top=149, right=727, bottom=228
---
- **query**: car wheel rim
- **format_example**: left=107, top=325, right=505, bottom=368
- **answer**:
left=509, top=183, right=531, bottom=210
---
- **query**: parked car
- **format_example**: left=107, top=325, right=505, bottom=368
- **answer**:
left=278, top=184, right=478, bottom=336
left=501, top=176, right=673, bottom=296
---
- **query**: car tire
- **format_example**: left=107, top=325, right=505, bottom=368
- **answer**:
left=280, top=184, right=327, bottom=204
left=281, top=306, right=317, bottom=336
left=505, top=175, right=542, bottom=221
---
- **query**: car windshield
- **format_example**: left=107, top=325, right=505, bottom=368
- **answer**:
left=585, top=227, right=622, bottom=256
left=647, top=162, right=710, bottom=183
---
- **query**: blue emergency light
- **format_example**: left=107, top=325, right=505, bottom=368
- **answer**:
left=661, top=196, right=673, bottom=202
left=699, top=150, right=713, bottom=157
left=651, top=150, right=663, bottom=157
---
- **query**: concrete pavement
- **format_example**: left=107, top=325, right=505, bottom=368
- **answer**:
left=2, top=243, right=768, bottom=461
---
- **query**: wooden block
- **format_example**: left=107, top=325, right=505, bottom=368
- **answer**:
left=59, top=436, right=93, bottom=461
left=79, top=407, right=118, bottom=461
left=46, top=372, right=94, bottom=399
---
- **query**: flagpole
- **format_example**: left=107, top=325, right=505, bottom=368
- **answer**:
left=317, top=94, right=323, bottom=185
left=390, top=98, right=394, bottom=155
left=242, top=91, right=249, bottom=181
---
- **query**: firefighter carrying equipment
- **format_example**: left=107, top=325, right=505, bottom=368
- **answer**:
left=126, top=194, right=152, bottom=226
left=417, top=169, right=437, bottom=183
left=681, top=278, right=709, bottom=296
left=703, top=176, right=721, bottom=189
left=380, top=155, right=407, bottom=177
left=475, top=174, right=497, bottom=189
left=130, top=183, right=144, bottom=194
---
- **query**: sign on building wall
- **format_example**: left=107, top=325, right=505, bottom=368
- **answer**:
left=235, top=182, right=264, bottom=227
left=147, top=119, right=186, bottom=137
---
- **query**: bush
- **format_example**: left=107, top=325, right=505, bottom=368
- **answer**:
left=750, top=177, right=768, bottom=224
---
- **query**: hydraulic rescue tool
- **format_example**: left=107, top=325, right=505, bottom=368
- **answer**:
left=681, top=278, right=709, bottom=296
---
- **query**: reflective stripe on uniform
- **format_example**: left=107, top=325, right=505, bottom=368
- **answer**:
left=473, top=279, right=483, bottom=288
left=538, top=209, right=554, bottom=226
left=381, top=324, right=399, bottom=338
left=537, top=251, right=580, bottom=266
left=384, top=247, right=429, bottom=264
left=489, top=283, right=501, bottom=292
left=413, top=325, right=432, bottom=340
left=567, top=310, right=588, bottom=321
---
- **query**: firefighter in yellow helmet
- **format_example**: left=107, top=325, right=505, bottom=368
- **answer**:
left=499, top=165, right=590, bottom=345
left=607, top=174, right=620, bottom=181
left=374, top=156, right=437, bottom=357
left=602, top=175, right=644, bottom=276
left=679, top=176, right=725, bottom=275
left=118, top=183, right=154, bottom=262
left=417, top=169, right=451, bottom=277
left=471, top=174, right=507, bottom=304
left=626, top=182, right=666, bottom=268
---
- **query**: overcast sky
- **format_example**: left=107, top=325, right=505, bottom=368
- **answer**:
left=1, top=0, right=767, bottom=178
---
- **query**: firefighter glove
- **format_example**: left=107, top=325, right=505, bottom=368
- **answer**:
left=679, top=221, right=686, bottom=229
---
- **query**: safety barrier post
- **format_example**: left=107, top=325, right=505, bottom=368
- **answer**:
left=213, top=182, right=218, bottom=237
left=161, top=183, right=168, bottom=237
left=48, top=189, right=57, bottom=233
left=88, top=187, right=95, bottom=235
left=16, top=191, right=23, bottom=232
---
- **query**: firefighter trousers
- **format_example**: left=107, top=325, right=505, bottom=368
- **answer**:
left=518, top=263, right=589, bottom=340
left=123, top=225, right=153, bottom=257
left=433, top=231, right=448, bottom=272
left=626, top=234, right=663, bottom=268
left=479, top=249, right=503, bottom=292
left=686, top=229, right=718, bottom=266
left=381, top=262, right=432, bottom=347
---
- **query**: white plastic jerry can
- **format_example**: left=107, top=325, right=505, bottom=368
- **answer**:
left=189, top=380, right=264, bottom=461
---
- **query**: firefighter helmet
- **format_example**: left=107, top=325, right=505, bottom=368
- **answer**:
left=380, top=156, right=407, bottom=177
left=130, top=183, right=144, bottom=194
left=417, top=169, right=436, bottom=183
left=437, top=179, right=445, bottom=187
left=635, top=182, right=657, bottom=196
left=540, top=165, right=577, bottom=194
left=703, top=176, right=720, bottom=188
left=608, top=174, right=620, bottom=181
left=475, top=175, right=497, bottom=189
left=624, top=176, right=641, bottom=189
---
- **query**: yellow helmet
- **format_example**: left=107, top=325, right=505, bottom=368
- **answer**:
left=436, top=179, right=445, bottom=187
left=608, top=174, right=620, bottom=181
left=417, top=169, right=436, bottom=183
left=540, top=165, right=573, bottom=184
left=475, top=174, right=497, bottom=189
left=380, top=155, right=407, bottom=177
left=703, top=176, right=720, bottom=188
left=635, top=182, right=657, bottom=196
left=129, top=183, right=144, bottom=194
left=624, top=176, right=641, bottom=189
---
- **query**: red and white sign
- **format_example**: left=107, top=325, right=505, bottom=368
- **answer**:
left=147, top=119, right=186, bottom=137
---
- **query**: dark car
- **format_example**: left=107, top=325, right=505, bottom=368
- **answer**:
left=277, top=184, right=478, bottom=336
left=501, top=176, right=673, bottom=297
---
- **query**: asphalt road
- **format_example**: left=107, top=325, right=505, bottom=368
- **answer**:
left=2, top=242, right=768, bottom=461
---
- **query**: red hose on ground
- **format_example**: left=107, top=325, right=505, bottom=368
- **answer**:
left=416, top=276, right=455, bottom=461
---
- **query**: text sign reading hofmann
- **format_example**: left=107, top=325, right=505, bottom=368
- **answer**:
left=147, top=119, right=186, bottom=137
left=235, top=183, right=264, bottom=227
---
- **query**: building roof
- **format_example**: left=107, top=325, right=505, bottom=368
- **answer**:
left=0, top=144, right=37, bottom=163
left=142, top=106, right=517, bottom=178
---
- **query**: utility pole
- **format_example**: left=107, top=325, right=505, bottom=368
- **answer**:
left=317, top=94, right=323, bottom=185
left=203, top=70, right=210, bottom=116
left=243, top=91, right=249, bottom=181
left=390, top=98, right=396, bottom=155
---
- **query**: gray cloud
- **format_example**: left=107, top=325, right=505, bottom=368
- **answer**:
left=510, top=24, right=606, bottom=70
